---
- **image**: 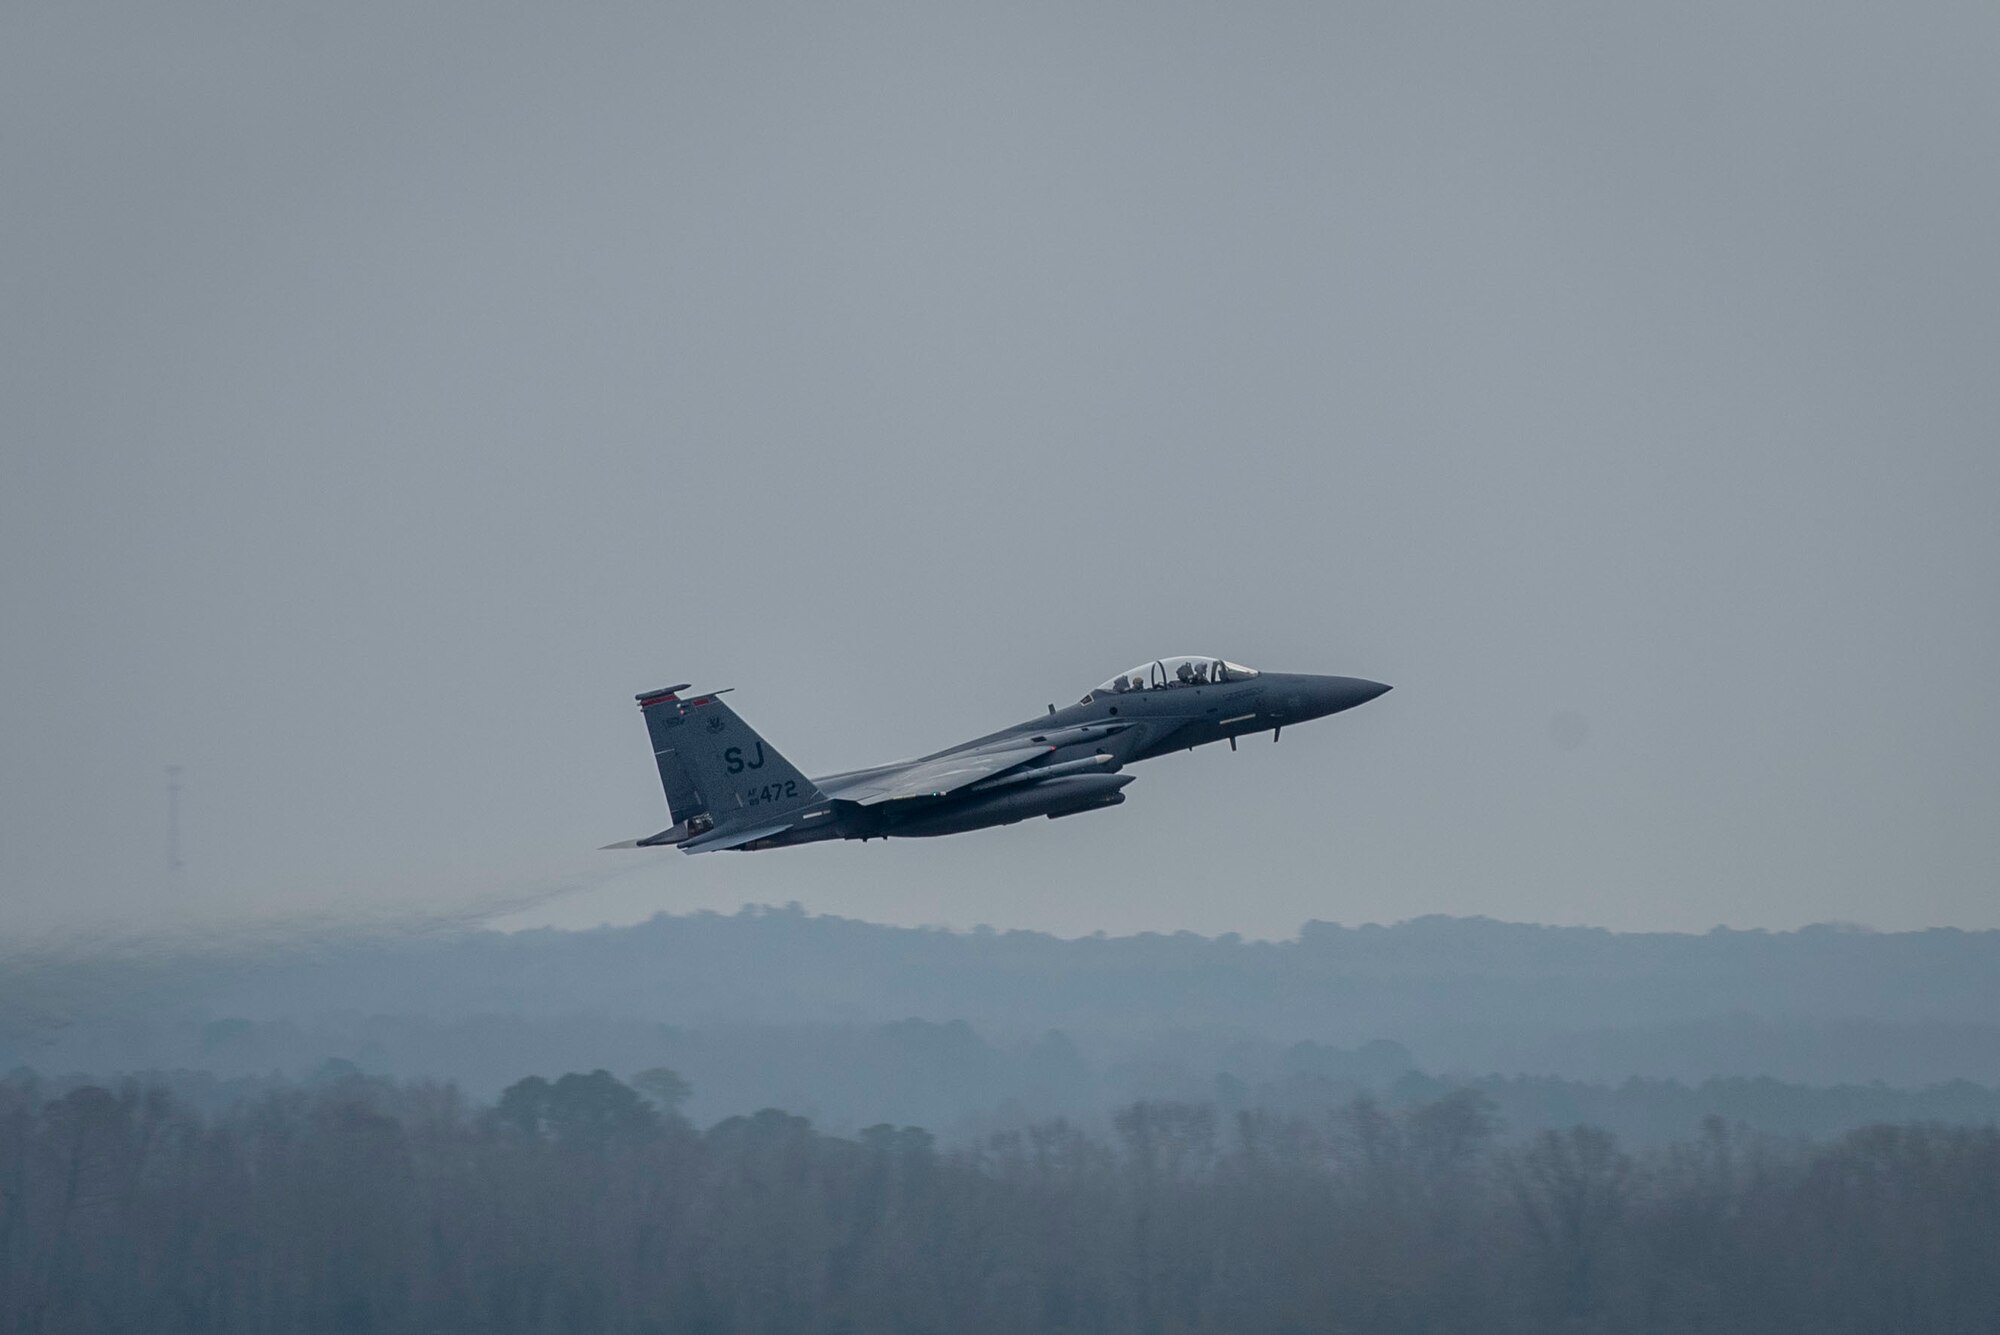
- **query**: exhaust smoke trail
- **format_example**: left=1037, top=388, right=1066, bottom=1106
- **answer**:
left=0, top=854, right=642, bottom=1041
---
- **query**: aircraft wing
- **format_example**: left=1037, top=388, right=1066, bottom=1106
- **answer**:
left=820, top=743, right=1053, bottom=805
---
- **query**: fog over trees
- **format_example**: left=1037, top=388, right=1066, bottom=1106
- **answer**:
left=8, top=909, right=2000, bottom=1144
left=6, top=909, right=2000, bottom=1331
left=4, top=1069, right=1995, bottom=1335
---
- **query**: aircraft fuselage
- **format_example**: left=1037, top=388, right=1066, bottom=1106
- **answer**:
left=619, top=660, right=1390, bottom=853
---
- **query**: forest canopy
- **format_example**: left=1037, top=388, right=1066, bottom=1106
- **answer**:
left=4, top=1068, right=1994, bottom=1335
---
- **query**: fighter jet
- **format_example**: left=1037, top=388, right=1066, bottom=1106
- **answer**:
left=613, top=655, right=1390, bottom=853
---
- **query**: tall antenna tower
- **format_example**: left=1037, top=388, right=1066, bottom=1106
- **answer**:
left=166, top=764, right=185, bottom=890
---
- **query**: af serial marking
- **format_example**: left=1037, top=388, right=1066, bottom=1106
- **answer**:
left=611, top=655, right=1390, bottom=854
left=740, top=779, right=799, bottom=807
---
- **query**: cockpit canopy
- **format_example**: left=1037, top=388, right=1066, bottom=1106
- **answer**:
left=1086, top=655, right=1259, bottom=701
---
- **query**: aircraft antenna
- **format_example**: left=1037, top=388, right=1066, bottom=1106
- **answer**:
left=166, top=764, right=185, bottom=891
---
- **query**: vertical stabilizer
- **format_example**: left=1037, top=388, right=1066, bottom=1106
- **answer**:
left=635, top=686, right=823, bottom=834
left=636, top=685, right=710, bottom=831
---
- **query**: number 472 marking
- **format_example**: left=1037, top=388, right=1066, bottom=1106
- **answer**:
left=747, top=780, right=798, bottom=806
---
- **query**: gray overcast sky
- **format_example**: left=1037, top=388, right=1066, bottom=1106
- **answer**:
left=4, top=2, right=1996, bottom=941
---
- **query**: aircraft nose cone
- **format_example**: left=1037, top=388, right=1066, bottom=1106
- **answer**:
left=1320, top=676, right=1392, bottom=715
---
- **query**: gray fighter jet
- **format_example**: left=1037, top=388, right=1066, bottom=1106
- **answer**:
left=613, top=656, right=1389, bottom=853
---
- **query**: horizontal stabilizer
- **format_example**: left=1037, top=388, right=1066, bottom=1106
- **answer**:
left=680, top=820, right=793, bottom=854
left=600, top=823, right=695, bottom=850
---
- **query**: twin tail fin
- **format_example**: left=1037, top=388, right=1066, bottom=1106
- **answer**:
left=634, top=685, right=824, bottom=844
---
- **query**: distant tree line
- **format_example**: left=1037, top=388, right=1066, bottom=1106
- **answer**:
left=23, top=1009, right=2000, bottom=1148
left=2, top=1070, right=1995, bottom=1334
